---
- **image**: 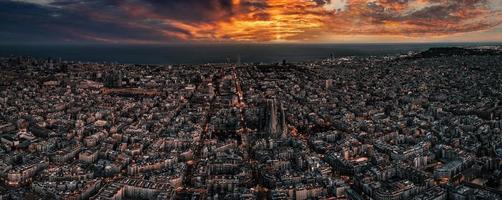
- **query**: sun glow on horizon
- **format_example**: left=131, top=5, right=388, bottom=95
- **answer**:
left=3, top=0, right=502, bottom=43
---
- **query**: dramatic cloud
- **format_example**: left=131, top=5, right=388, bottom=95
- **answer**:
left=0, top=0, right=501, bottom=43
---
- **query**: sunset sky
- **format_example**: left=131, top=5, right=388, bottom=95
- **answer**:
left=1, top=0, right=501, bottom=44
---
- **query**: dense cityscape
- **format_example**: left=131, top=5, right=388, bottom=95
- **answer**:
left=1, top=47, right=502, bottom=200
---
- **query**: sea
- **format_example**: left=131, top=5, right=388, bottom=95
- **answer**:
left=0, top=43, right=498, bottom=65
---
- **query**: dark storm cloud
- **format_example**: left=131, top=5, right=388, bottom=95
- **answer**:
left=143, top=0, right=234, bottom=21
left=0, top=0, right=207, bottom=43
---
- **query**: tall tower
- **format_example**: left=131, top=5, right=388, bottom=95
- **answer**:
left=267, top=99, right=278, bottom=136
left=259, top=98, right=287, bottom=139
left=278, top=102, right=287, bottom=138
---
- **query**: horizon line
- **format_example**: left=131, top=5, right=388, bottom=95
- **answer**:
left=1, top=41, right=502, bottom=46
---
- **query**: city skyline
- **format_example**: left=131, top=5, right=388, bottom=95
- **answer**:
left=1, top=1, right=502, bottom=199
left=1, top=47, right=502, bottom=199
left=1, top=0, right=502, bottom=44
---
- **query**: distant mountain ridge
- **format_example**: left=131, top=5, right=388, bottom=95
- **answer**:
left=409, top=46, right=502, bottom=59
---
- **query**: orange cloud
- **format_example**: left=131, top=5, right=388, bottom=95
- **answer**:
left=83, top=0, right=502, bottom=42
left=211, top=0, right=326, bottom=41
